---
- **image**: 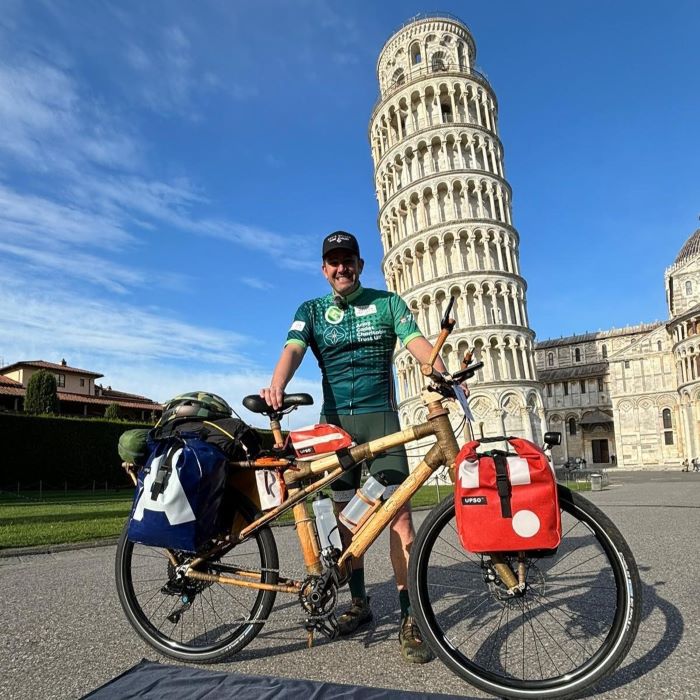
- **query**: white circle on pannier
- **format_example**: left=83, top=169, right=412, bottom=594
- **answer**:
left=512, top=510, right=540, bottom=538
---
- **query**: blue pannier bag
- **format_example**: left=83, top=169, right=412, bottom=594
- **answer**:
left=127, top=432, right=228, bottom=552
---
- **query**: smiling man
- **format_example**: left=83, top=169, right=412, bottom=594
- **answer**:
left=260, top=230, right=447, bottom=663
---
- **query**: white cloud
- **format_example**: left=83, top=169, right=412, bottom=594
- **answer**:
left=0, top=183, right=133, bottom=249
left=0, top=270, right=254, bottom=366
left=0, top=58, right=141, bottom=174
left=0, top=241, right=143, bottom=294
left=121, top=23, right=216, bottom=117
left=0, top=267, right=323, bottom=430
left=0, top=31, right=319, bottom=290
left=97, top=363, right=323, bottom=430
left=241, top=277, right=274, bottom=291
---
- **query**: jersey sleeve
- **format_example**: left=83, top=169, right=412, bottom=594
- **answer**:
left=390, top=294, right=423, bottom=346
left=285, top=302, right=313, bottom=349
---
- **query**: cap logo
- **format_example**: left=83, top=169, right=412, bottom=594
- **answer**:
left=327, top=234, right=350, bottom=243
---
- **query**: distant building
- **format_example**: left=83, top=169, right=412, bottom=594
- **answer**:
left=0, top=359, right=162, bottom=421
left=535, top=228, right=700, bottom=468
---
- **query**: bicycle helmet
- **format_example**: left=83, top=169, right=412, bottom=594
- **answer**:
left=156, top=391, right=233, bottom=427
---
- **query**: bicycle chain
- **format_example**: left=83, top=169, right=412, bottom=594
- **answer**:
left=197, top=558, right=338, bottom=626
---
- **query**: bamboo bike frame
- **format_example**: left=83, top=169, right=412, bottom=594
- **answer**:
left=179, top=387, right=462, bottom=594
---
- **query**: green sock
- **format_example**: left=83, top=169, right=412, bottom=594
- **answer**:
left=349, top=568, right=366, bottom=601
left=399, top=589, right=411, bottom=617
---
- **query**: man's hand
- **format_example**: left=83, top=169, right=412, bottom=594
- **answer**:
left=259, top=385, right=284, bottom=411
left=260, top=344, right=306, bottom=412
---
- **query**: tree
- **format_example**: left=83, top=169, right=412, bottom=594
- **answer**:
left=24, top=370, right=60, bottom=414
left=104, top=403, right=122, bottom=420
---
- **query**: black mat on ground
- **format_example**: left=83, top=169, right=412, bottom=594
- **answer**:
left=83, top=659, right=470, bottom=699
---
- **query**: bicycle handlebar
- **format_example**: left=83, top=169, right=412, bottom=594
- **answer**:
left=427, top=295, right=457, bottom=367
left=441, top=296, right=456, bottom=329
left=452, top=362, right=484, bottom=383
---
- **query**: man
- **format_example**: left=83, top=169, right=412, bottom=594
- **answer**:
left=260, top=230, right=447, bottom=663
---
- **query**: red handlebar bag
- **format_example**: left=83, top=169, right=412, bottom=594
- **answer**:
left=454, top=437, right=561, bottom=553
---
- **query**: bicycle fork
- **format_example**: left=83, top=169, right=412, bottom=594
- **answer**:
left=487, top=553, right=528, bottom=596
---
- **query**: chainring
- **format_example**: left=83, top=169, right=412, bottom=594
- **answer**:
left=299, top=574, right=338, bottom=617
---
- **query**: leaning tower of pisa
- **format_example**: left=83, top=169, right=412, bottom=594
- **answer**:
left=369, top=14, right=546, bottom=453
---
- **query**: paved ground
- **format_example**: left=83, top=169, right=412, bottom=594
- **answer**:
left=1, top=471, right=699, bottom=699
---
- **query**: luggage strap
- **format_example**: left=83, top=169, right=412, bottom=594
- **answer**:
left=336, top=447, right=355, bottom=471
left=492, top=453, right=512, bottom=518
left=150, top=445, right=178, bottom=500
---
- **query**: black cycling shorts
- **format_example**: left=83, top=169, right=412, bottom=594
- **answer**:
left=319, top=411, right=410, bottom=502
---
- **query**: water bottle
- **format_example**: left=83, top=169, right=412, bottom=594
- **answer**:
left=338, top=475, right=387, bottom=533
left=312, top=494, right=342, bottom=551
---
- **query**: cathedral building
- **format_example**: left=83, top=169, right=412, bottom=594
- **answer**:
left=536, top=228, right=700, bottom=468
left=369, top=13, right=699, bottom=469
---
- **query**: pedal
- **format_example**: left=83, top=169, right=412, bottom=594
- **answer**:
left=304, top=614, right=338, bottom=643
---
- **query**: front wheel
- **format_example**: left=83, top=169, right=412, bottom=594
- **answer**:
left=115, top=495, right=279, bottom=663
left=409, top=486, right=641, bottom=699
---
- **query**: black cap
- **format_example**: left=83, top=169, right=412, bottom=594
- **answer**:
left=322, top=230, right=360, bottom=258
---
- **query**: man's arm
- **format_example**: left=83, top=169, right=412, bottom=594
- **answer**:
left=260, top=343, right=306, bottom=410
left=405, top=336, right=447, bottom=373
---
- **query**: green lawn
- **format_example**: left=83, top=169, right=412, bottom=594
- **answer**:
left=555, top=479, right=592, bottom=491
left=0, top=484, right=455, bottom=550
left=1, top=480, right=596, bottom=550
left=0, top=491, right=134, bottom=549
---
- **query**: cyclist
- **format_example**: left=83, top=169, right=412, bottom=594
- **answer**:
left=261, top=230, right=447, bottom=663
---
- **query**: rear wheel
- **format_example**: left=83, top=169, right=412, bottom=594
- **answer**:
left=409, top=486, right=641, bottom=699
left=115, top=496, right=279, bottom=662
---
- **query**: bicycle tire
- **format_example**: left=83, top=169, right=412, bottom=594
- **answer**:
left=409, top=485, right=641, bottom=699
left=115, top=494, right=279, bottom=663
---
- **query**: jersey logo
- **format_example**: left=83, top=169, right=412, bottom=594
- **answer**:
left=354, top=304, right=377, bottom=317
left=323, top=325, right=347, bottom=345
left=324, top=306, right=345, bottom=325
left=290, top=320, right=306, bottom=332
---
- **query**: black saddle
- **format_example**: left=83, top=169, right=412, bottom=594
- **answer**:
left=242, top=393, right=313, bottom=415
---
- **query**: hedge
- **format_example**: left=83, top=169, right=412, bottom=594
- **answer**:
left=0, top=413, right=275, bottom=490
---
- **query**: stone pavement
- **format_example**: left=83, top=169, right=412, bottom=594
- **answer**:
left=1, top=472, right=699, bottom=699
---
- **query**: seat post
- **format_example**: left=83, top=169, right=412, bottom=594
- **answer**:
left=269, top=416, right=284, bottom=449
left=267, top=413, right=321, bottom=574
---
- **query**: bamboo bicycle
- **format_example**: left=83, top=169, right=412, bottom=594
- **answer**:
left=115, top=300, right=641, bottom=699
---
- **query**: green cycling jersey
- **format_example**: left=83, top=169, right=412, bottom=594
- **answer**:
left=285, top=286, right=422, bottom=414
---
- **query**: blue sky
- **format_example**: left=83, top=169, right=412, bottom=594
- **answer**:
left=1, top=0, right=698, bottom=428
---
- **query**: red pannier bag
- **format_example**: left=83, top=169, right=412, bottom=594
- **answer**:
left=288, top=424, right=353, bottom=461
left=454, top=437, right=561, bottom=553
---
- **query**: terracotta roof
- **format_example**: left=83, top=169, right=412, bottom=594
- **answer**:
left=99, top=387, right=152, bottom=401
left=579, top=409, right=614, bottom=426
left=0, top=385, right=161, bottom=409
left=674, top=228, right=700, bottom=265
left=0, top=375, right=22, bottom=386
left=538, top=362, right=608, bottom=382
left=0, top=385, right=25, bottom=397
left=0, top=360, right=103, bottom=377
left=57, top=390, right=162, bottom=411
left=536, top=322, right=663, bottom=349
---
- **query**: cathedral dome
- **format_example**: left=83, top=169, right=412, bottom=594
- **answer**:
left=674, top=228, right=700, bottom=265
